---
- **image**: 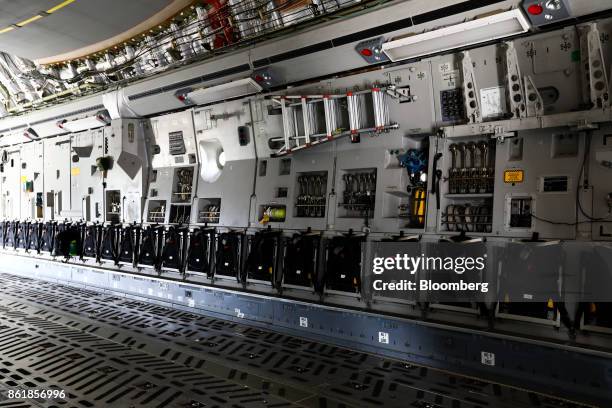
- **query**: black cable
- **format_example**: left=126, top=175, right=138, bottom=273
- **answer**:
left=11, top=0, right=378, bottom=113
left=576, top=131, right=611, bottom=222
left=530, top=213, right=591, bottom=226
left=531, top=213, right=612, bottom=225
left=32, top=0, right=363, bottom=85
left=512, top=131, right=610, bottom=228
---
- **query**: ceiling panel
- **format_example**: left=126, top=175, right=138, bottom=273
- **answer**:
left=0, top=0, right=173, bottom=60
left=0, top=0, right=58, bottom=27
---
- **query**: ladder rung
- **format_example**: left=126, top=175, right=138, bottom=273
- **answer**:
left=272, top=88, right=395, bottom=156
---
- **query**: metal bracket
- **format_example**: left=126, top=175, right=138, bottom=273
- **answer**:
left=579, top=23, right=610, bottom=109
left=460, top=51, right=482, bottom=123
left=495, top=131, right=516, bottom=144
left=524, top=75, right=544, bottom=117
left=385, top=85, right=414, bottom=103
left=504, top=42, right=526, bottom=118
left=572, top=120, right=599, bottom=131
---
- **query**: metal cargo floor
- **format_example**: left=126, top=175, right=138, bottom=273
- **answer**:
left=0, top=273, right=590, bottom=408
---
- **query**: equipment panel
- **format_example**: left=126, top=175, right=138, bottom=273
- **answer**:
left=193, top=100, right=255, bottom=228
left=43, top=135, right=71, bottom=220
left=70, top=128, right=105, bottom=222
left=493, top=129, right=582, bottom=239
left=19, top=141, right=44, bottom=221
left=0, top=9, right=611, bottom=352
left=147, top=110, right=198, bottom=224
left=1, top=147, right=21, bottom=220
left=104, top=119, right=151, bottom=224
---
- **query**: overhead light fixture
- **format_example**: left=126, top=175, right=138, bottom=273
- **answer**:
left=31, top=120, right=66, bottom=138
left=381, top=9, right=531, bottom=62
left=57, top=110, right=111, bottom=133
left=175, top=78, right=262, bottom=106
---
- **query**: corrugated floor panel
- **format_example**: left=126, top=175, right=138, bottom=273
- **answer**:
left=0, top=273, right=591, bottom=408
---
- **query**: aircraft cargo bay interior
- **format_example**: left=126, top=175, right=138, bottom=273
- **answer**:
left=0, top=0, right=610, bottom=407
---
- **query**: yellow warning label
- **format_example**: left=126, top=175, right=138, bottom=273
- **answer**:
left=71, top=167, right=80, bottom=176
left=504, top=169, right=524, bottom=183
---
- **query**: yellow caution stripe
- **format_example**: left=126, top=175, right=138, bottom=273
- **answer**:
left=47, top=0, right=77, bottom=14
left=0, top=0, right=77, bottom=33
